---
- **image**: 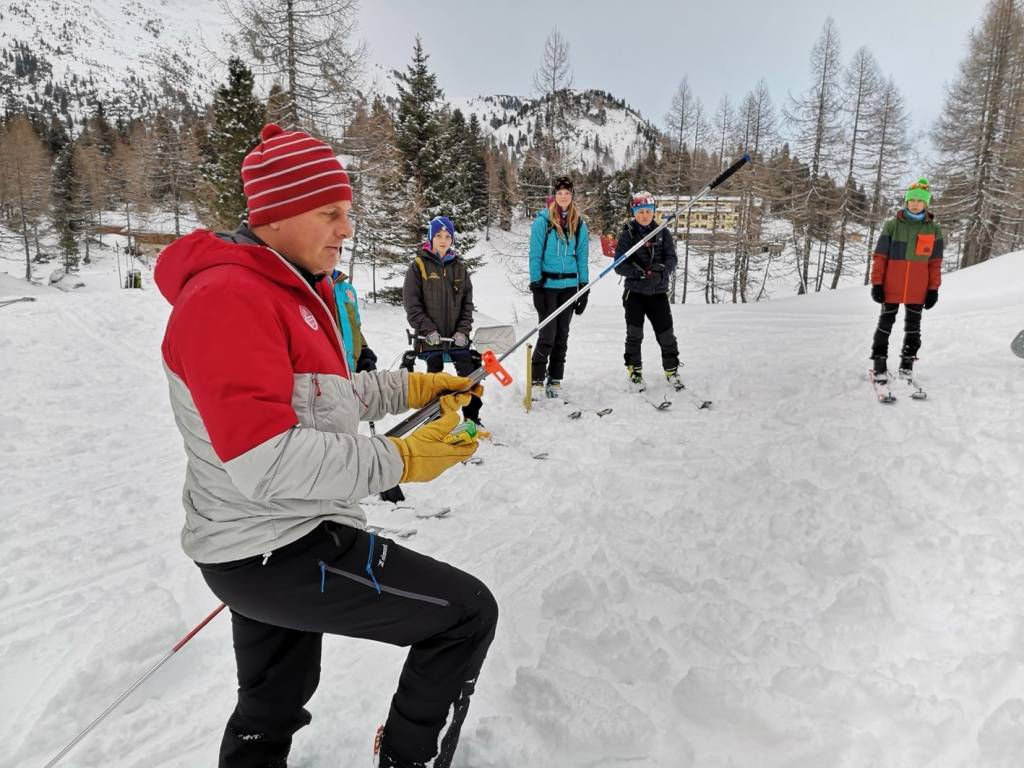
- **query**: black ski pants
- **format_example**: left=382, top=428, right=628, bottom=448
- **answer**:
left=198, top=522, right=497, bottom=768
left=871, top=302, right=923, bottom=362
left=622, top=290, right=679, bottom=371
left=531, top=287, right=577, bottom=382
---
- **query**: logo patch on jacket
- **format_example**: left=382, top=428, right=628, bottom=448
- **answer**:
left=299, top=305, right=319, bottom=330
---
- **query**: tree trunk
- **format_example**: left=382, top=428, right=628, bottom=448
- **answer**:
left=682, top=213, right=692, bottom=304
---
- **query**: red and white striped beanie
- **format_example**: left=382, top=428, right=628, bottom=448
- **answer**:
left=242, top=123, right=352, bottom=226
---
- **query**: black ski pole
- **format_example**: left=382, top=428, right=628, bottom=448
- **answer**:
left=385, top=153, right=751, bottom=439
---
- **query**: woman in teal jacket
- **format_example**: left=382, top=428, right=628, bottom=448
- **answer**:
left=328, top=269, right=377, bottom=372
left=528, top=176, right=589, bottom=397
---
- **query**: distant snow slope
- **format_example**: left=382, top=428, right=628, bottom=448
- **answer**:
left=0, top=0, right=229, bottom=119
left=2, top=247, right=1023, bottom=768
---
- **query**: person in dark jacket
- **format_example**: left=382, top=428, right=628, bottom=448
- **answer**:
left=613, top=191, right=682, bottom=392
left=402, top=216, right=482, bottom=423
left=869, top=177, right=944, bottom=383
left=528, top=176, right=590, bottom=398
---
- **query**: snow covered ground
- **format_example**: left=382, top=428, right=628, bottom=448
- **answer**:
left=2, top=242, right=1023, bottom=768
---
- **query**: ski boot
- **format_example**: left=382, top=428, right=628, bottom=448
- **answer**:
left=898, top=356, right=915, bottom=380
left=544, top=379, right=561, bottom=399
left=665, top=367, right=685, bottom=392
left=627, top=365, right=646, bottom=393
left=872, top=356, right=888, bottom=385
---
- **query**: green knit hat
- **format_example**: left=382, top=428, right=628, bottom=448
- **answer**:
left=905, top=177, right=932, bottom=205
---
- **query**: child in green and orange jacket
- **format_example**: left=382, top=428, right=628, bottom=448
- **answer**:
left=869, top=178, right=943, bottom=383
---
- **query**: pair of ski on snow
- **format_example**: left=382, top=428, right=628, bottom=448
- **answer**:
left=633, top=376, right=713, bottom=411
left=869, top=369, right=927, bottom=404
left=522, top=343, right=615, bottom=418
left=522, top=343, right=712, bottom=414
left=869, top=330, right=1023, bottom=403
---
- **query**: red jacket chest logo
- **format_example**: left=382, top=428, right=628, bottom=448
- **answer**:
left=299, top=305, right=319, bottom=331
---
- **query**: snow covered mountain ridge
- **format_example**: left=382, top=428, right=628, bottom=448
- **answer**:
left=1, top=2, right=661, bottom=170
left=449, top=91, right=661, bottom=171
left=0, top=0, right=229, bottom=123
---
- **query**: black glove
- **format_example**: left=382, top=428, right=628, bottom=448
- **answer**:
left=379, top=485, right=406, bottom=504
left=649, top=263, right=665, bottom=273
left=356, top=346, right=378, bottom=372
left=529, top=280, right=545, bottom=292
left=871, top=284, right=885, bottom=304
left=574, top=284, right=588, bottom=315
left=924, top=289, right=938, bottom=309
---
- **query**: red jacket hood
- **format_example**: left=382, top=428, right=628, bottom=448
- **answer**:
left=155, top=229, right=309, bottom=306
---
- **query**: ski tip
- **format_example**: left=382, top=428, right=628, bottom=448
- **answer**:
left=742, top=152, right=752, bottom=164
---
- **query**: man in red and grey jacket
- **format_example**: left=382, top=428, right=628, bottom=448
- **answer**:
left=155, top=123, right=497, bottom=768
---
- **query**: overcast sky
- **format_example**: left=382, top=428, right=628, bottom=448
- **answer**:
left=359, top=0, right=985, bottom=150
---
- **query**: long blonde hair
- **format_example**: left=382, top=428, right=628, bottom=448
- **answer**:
left=546, top=199, right=582, bottom=241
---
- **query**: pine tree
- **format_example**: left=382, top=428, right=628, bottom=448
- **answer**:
left=200, top=57, right=265, bottom=229
left=342, top=98, right=416, bottom=302
left=395, top=38, right=444, bottom=190
left=422, top=109, right=483, bottom=268
left=394, top=37, right=445, bottom=245
left=88, top=102, right=117, bottom=156
left=52, top=141, right=82, bottom=270
left=466, top=114, right=489, bottom=216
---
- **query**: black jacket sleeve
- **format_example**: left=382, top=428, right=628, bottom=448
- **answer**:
left=456, top=270, right=474, bottom=334
left=661, top=230, right=678, bottom=273
left=613, top=224, right=646, bottom=278
left=402, top=262, right=436, bottom=335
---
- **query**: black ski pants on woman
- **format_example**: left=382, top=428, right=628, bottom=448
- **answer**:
left=198, top=521, right=498, bottom=768
left=871, top=302, right=923, bottom=363
left=531, top=286, right=577, bottom=381
left=622, top=290, right=679, bottom=371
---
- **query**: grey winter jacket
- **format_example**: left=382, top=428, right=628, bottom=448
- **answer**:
left=155, top=228, right=407, bottom=564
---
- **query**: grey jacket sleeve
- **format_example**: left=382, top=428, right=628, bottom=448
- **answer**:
left=351, top=369, right=409, bottom=421
left=403, top=262, right=436, bottom=334
left=225, top=429, right=404, bottom=502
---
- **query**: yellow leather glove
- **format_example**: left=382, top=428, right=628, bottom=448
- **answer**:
left=407, top=371, right=483, bottom=409
left=388, top=393, right=480, bottom=483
